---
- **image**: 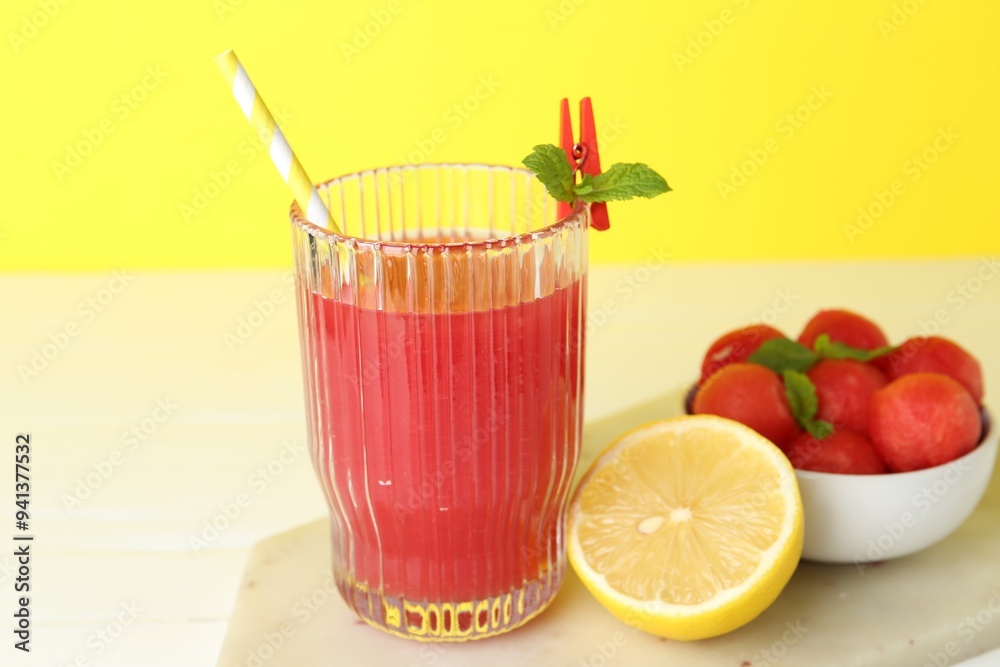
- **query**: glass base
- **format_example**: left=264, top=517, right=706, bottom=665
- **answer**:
left=335, top=568, right=564, bottom=641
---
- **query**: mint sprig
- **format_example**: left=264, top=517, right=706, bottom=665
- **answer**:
left=813, top=334, right=896, bottom=362
left=747, top=334, right=897, bottom=440
left=748, top=335, right=896, bottom=375
left=748, top=339, right=818, bottom=374
left=521, top=144, right=670, bottom=204
left=521, top=144, right=575, bottom=203
left=783, top=370, right=834, bottom=439
left=575, top=163, right=670, bottom=202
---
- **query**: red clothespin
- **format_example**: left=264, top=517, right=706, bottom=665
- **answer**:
left=558, top=97, right=610, bottom=231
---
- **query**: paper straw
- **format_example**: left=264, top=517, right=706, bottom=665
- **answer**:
left=214, top=49, right=338, bottom=232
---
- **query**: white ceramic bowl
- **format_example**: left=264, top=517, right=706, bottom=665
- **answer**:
left=795, top=410, right=997, bottom=564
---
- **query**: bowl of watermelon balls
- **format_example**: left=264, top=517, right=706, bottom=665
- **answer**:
left=685, top=309, right=997, bottom=564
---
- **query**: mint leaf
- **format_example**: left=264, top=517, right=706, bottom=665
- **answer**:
left=574, top=163, right=670, bottom=203
left=521, top=143, right=671, bottom=207
left=813, top=334, right=897, bottom=362
left=807, top=420, right=835, bottom=439
left=783, top=370, right=834, bottom=439
left=783, top=370, right=818, bottom=423
left=748, top=338, right=819, bottom=374
left=522, top=144, right=574, bottom=203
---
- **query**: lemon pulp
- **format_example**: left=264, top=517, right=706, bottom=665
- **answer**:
left=568, top=415, right=803, bottom=640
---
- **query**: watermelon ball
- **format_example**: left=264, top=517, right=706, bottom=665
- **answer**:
left=882, top=336, right=984, bottom=404
left=693, top=363, right=802, bottom=451
left=798, top=309, right=889, bottom=352
left=807, top=359, right=888, bottom=436
left=786, top=430, right=888, bottom=474
left=869, top=373, right=982, bottom=473
left=699, top=324, right=786, bottom=384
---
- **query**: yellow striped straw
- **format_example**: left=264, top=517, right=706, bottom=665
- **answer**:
left=214, top=49, right=338, bottom=232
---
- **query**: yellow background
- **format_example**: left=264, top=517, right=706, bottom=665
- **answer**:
left=2, top=0, right=998, bottom=270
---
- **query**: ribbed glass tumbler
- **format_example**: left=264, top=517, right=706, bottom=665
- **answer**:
left=289, top=164, right=589, bottom=641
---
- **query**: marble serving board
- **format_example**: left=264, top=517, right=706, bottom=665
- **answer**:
left=216, top=389, right=1000, bottom=667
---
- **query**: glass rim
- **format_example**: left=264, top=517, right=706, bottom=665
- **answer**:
left=288, top=162, right=589, bottom=250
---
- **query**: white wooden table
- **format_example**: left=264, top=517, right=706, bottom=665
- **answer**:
left=2, top=260, right=998, bottom=666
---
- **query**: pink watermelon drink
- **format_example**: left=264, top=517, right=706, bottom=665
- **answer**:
left=291, top=165, right=588, bottom=640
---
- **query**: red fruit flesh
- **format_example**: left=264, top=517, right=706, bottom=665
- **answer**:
left=807, top=359, right=888, bottom=435
left=869, top=373, right=982, bottom=472
left=798, top=309, right=889, bottom=351
left=699, top=325, right=785, bottom=384
left=786, top=430, right=888, bottom=474
left=882, top=336, right=984, bottom=403
left=693, top=363, right=802, bottom=450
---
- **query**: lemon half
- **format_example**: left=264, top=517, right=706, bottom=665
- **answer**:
left=568, top=415, right=804, bottom=641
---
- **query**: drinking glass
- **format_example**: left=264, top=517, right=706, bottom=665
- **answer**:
left=289, top=163, right=588, bottom=640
